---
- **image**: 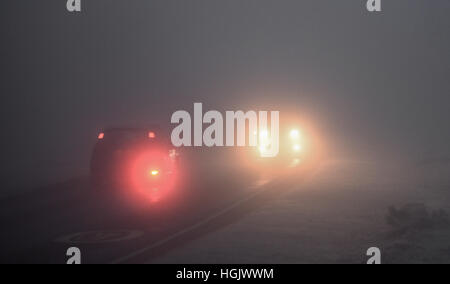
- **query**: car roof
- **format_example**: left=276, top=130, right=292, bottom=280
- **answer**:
left=103, top=125, right=162, bottom=133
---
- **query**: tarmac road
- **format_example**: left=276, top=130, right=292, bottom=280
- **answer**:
left=0, top=160, right=317, bottom=264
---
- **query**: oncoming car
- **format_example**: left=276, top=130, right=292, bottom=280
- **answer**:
left=262, top=127, right=306, bottom=158
left=245, top=121, right=319, bottom=172
left=90, top=127, right=179, bottom=203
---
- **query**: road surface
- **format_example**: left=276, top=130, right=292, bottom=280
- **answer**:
left=0, top=162, right=315, bottom=264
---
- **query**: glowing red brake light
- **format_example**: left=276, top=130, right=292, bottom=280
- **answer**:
left=148, top=132, right=156, bottom=139
left=98, top=133, right=105, bottom=140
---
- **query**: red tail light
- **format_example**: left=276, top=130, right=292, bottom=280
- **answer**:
left=148, top=132, right=156, bottom=139
left=128, top=150, right=177, bottom=204
left=98, top=133, right=105, bottom=140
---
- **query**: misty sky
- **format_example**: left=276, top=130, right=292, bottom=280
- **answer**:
left=1, top=0, right=450, bottom=186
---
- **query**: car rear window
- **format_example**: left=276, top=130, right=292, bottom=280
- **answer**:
left=104, top=130, right=147, bottom=145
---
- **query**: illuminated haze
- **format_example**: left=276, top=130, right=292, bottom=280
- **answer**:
left=1, top=0, right=449, bottom=190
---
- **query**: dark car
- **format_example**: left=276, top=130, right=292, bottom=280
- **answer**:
left=90, top=126, right=179, bottom=202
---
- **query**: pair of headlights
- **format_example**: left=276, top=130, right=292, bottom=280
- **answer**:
left=258, top=129, right=303, bottom=155
left=290, top=129, right=302, bottom=152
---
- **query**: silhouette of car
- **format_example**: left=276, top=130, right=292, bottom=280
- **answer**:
left=90, top=127, right=179, bottom=199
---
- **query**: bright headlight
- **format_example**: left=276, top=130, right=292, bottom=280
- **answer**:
left=260, top=130, right=269, bottom=140
left=293, top=144, right=302, bottom=152
left=290, top=129, right=300, bottom=140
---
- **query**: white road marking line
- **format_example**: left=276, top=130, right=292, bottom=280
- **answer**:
left=110, top=179, right=275, bottom=264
